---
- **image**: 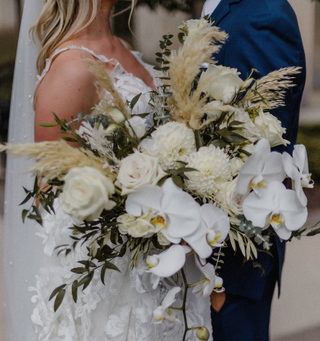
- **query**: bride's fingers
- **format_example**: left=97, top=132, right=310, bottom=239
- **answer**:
left=210, top=291, right=226, bottom=313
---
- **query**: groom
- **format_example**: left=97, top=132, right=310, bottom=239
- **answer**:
left=202, top=0, right=306, bottom=340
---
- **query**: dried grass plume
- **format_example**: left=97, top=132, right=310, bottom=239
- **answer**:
left=0, top=141, right=116, bottom=185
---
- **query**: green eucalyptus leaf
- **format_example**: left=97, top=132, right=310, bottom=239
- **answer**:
left=22, top=209, right=29, bottom=223
left=306, top=228, right=320, bottom=236
left=72, top=280, right=78, bottom=303
left=71, top=267, right=87, bottom=274
left=172, top=175, right=184, bottom=188
left=37, top=122, right=59, bottom=127
left=19, top=192, right=32, bottom=206
left=54, top=289, right=66, bottom=312
left=49, top=284, right=67, bottom=301
left=60, top=136, right=79, bottom=143
left=78, top=271, right=93, bottom=290
left=130, top=93, right=142, bottom=110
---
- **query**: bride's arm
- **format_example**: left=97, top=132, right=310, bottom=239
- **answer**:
left=34, top=50, right=100, bottom=144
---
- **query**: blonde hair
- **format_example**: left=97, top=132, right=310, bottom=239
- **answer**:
left=31, top=0, right=136, bottom=75
left=31, top=0, right=100, bottom=74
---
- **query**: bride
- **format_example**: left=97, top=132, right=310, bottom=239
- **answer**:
left=3, top=0, right=212, bottom=340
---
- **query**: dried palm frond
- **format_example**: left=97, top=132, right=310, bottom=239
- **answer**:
left=85, top=58, right=130, bottom=119
left=168, top=26, right=227, bottom=129
left=0, top=141, right=116, bottom=185
left=241, top=67, right=301, bottom=110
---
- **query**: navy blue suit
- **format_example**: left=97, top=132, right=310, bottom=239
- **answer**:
left=207, top=0, right=306, bottom=339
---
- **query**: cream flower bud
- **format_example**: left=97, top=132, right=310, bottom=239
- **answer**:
left=196, top=327, right=210, bottom=340
left=105, top=124, right=118, bottom=135
left=107, top=108, right=125, bottom=124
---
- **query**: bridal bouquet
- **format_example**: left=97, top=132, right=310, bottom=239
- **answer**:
left=2, top=18, right=315, bottom=340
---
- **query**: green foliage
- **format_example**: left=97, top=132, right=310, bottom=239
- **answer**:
left=137, top=0, right=194, bottom=12
left=296, top=124, right=320, bottom=184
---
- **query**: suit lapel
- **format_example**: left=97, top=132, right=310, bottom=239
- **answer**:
left=209, top=0, right=242, bottom=26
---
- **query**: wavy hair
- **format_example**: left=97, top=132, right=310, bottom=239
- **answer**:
left=31, top=0, right=100, bottom=74
left=31, top=0, right=136, bottom=74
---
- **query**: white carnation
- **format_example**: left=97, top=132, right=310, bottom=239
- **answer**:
left=140, top=122, right=196, bottom=170
left=186, top=145, right=232, bottom=196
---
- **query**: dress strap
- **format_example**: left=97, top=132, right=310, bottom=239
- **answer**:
left=36, top=46, right=116, bottom=86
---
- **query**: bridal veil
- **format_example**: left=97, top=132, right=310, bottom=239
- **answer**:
left=3, top=0, right=45, bottom=340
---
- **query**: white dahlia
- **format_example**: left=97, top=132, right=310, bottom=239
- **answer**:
left=186, top=145, right=232, bottom=196
left=140, top=122, right=196, bottom=170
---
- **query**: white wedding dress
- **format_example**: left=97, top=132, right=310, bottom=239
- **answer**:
left=28, top=47, right=212, bottom=341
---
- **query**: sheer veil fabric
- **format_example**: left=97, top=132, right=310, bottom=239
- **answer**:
left=3, top=0, right=45, bottom=340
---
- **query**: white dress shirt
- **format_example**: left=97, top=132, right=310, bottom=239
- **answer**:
left=201, top=0, right=222, bottom=17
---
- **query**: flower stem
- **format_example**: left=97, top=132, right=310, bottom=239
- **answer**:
left=181, top=268, right=189, bottom=341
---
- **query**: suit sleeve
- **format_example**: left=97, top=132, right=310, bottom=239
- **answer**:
left=221, top=7, right=306, bottom=152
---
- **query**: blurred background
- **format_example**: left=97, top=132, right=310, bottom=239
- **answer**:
left=0, top=0, right=320, bottom=340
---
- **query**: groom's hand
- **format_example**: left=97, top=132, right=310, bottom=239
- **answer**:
left=210, top=291, right=226, bottom=313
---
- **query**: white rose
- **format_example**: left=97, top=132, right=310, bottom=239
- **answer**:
left=125, top=116, right=147, bottom=139
left=59, top=166, right=116, bottom=222
left=254, top=109, right=289, bottom=147
left=127, top=218, right=155, bottom=238
left=199, top=64, right=244, bottom=103
left=215, top=178, right=244, bottom=217
left=116, top=151, right=166, bottom=195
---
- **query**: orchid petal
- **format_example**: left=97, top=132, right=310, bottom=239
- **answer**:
left=274, top=226, right=292, bottom=240
left=162, top=286, right=181, bottom=309
left=147, top=244, right=187, bottom=278
left=161, top=178, right=201, bottom=238
left=278, top=190, right=308, bottom=230
left=262, top=151, right=286, bottom=183
left=183, top=222, right=213, bottom=259
left=126, top=185, right=163, bottom=216
left=293, top=144, right=309, bottom=173
left=200, top=204, right=230, bottom=243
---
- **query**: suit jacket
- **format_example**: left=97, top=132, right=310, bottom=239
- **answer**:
left=208, top=0, right=306, bottom=300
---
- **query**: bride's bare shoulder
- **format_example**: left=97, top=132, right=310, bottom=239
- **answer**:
left=34, top=49, right=99, bottom=142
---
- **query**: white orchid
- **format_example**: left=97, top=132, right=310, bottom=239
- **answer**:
left=237, top=139, right=286, bottom=195
left=283, top=144, right=313, bottom=207
left=201, top=204, right=230, bottom=247
left=153, top=286, right=181, bottom=324
left=192, top=257, right=223, bottom=298
left=243, top=181, right=308, bottom=240
left=146, top=245, right=190, bottom=289
left=126, top=178, right=200, bottom=244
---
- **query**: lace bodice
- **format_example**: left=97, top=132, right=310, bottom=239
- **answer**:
left=36, top=45, right=155, bottom=115
left=30, top=47, right=212, bottom=341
